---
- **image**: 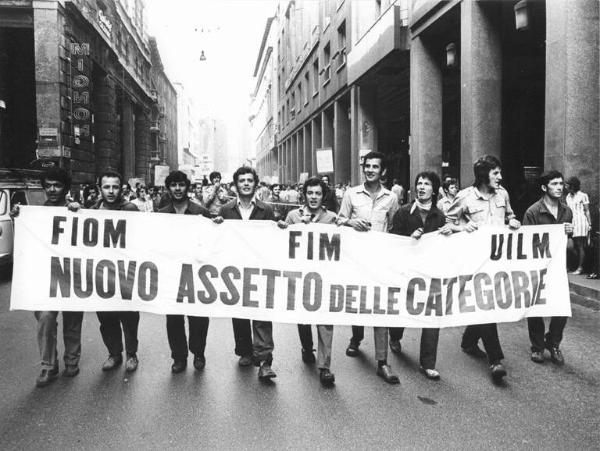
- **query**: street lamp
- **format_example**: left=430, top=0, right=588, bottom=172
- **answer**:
left=199, top=50, right=206, bottom=61
left=446, top=42, right=457, bottom=68
left=514, top=0, right=531, bottom=31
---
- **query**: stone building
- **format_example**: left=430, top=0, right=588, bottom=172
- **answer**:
left=0, top=0, right=174, bottom=186
left=253, top=0, right=599, bottom=225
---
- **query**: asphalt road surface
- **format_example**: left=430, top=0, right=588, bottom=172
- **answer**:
left=0, top=271, right=598, bottom=450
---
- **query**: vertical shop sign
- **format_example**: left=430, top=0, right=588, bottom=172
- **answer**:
left=70, top=42, right=91, bottom=145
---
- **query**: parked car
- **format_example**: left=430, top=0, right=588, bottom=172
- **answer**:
left=0, top=170, right=45, bottom=267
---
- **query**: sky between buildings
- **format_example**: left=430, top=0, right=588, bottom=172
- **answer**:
left=146, top=0, right=279, bottom=171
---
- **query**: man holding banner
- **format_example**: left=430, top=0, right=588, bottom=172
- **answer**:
left=219, top=167, right=278, bottom=380
left=159, top=171, right=212, bottom=373
left=338, top=151, right=401, bottom=384
left=279, top=176, right=338, bottom=387
left=89, top=171, right=141, bottom=373
left=389, top=171, right=450, bottom=380
left=11, top=168, right=84, bottom=387
left=444, top=155, right=520, bottom=382
left=522, top=170, right=573, bottom=365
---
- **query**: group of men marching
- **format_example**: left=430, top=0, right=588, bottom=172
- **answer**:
left=16, top=150, right=573, bottom=388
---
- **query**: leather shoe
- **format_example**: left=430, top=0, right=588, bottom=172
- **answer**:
left=302, top=348, right=316, bottom=364
left=36, top=368, right=59, bottom=387
left=490, top=363, right=507, bottom=381
left=319, top=369, right=335, bottom=387
left=530, top=351, right=544, bottom=363
left=377, top=364, right=400, bottom=384
left=345, top=341, right=360, bottom=357
left=547, top=346, right=564, bottom=365
left=102, top=355, right=123, bottom=371
left=193, top=355, right=206, bottom=370
left=420, top=367, right=440, bottom=380
left=63, top=365, right=80, bottom=377
left=238, top=355, right=253, bottom=367
left=125, top=353, right=138, bottom=372
left=171, top=360, right=187, bottom=373
left=258, top=362, right=276, bottom=379
left=389, top=340, right=402, bottom=354
left=462, top=345, right=487, bottom=359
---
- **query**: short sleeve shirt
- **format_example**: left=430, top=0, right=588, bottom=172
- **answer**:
left=446, top=186, right=514, bottom=227
left=338, top=183, right=399, bottom=232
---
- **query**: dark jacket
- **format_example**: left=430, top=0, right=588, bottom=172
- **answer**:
left=219, top=199, right=275, bottom=221
left=158, top=199, right=211, bottom=217
left=323, top=187, right=339, bottom=213
left=90, top=198, right=139, bottom=211
left=390, top=202, right=446, bottom=237
left=522, top=198, right=573, bottom=226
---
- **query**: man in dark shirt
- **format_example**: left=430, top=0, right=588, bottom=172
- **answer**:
left=89, top=171, right=140, bottom=372
left=218, top=167, right=277, bottom=380
left=389, top=171, right=451, bottom=380
left=159, top=171, right=212, bottom=373
left=522, top=170, right=573, bottom=365
left=11, top=168, right=84, bottom=387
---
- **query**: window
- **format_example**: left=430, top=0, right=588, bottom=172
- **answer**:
left=337, top=21, right=347, bottom=68
left=297, top=83, right=302, bottom=111
left=323, top=43, right=331, bottom=82
left=290, top=92, right=295, bottom=119
left=312, top=60, right=319, bottom=95
left=304, top=72, right=310, bottom=104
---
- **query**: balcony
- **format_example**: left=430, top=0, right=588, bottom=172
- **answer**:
left=150, top=121, right=160, bottom=133
left=347, top=2, right=410, bottom=85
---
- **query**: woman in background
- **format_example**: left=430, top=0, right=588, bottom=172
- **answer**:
left=566, top=176, right=591, bottom=275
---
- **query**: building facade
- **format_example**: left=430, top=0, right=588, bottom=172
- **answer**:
left=0, top=0, right=176, bottom=186
left=252, top=0, right=599, bottom=226
left=148, top=36, right=177, bottom=173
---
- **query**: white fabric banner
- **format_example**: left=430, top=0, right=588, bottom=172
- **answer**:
left=10, top=206, right=571, bottom=328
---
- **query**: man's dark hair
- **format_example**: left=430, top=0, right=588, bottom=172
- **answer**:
left=566, top=176, right=581, bottom=192
left=361, top=151, right=387, bottom=172
left=302, top=176, right=328, bottom=198
left=414, top=171, right=441, bottom=205
left=473, top=155, right=501, bottom=187
left=539, top=170, right=563, bottom=189
left=209, top=171, right=222, bottom=183
left=98, top=170, right=124, bottom=187
left=232, top=166, right=259, bottom=185
left=165, top=170, right=191, bottom=190
left=442, top=178, right=459, bottom=192
left=271, top=183, right=281, bottom=191
left=40, top=167, right=71, bottom=192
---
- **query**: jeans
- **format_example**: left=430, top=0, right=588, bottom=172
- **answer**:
left=232, top=318, right=274, bottom=364
left=166, top=315, right=209, bottom=361
left=350, top=325, right=388, bottom=361
left=35, top=311, right=83, bottom=370
left=527, top=317, right=568, bottom=352
left=97, top=311, right=139, bottom=356
left=461, top=323, right=504, bottom=364
left=298, top=324, right=334, bottom=369
left=389, top=327, right=440, bottom=370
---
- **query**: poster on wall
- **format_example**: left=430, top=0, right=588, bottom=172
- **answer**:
left=316, top=147, right=334, bottom=174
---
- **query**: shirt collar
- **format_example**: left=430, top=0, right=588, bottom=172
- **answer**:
left=237, top=195, right=257, bottom=209
left=357, top=183, right=389, bottom=199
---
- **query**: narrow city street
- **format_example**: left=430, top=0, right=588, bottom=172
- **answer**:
left=1, top=271, right=598, bottom=450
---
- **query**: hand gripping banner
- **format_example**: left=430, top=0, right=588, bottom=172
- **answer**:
left=10, top=206, right=571, bottom=328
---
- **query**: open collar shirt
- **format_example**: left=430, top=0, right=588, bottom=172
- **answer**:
left=338, top=183, right=399, bottom=232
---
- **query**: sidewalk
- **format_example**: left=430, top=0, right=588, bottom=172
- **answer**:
left=569, top=273, right=600, bottom=311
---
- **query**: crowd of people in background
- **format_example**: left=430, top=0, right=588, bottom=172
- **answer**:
left=11, top=151, right=594, bottom=389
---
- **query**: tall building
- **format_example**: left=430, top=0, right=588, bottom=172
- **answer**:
left=0, top=0, right=177, bottom=185
left=252, top=0, right=599, bottom=226
left=173, top=82, right=200, bottom=167
left=148, top=36, right=177, bottom=175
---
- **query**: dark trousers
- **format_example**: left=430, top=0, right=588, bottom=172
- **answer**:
left=97, top=311, right=139, bottom=356
left=232, top=318, right=274, bottom=364
left=461, top=323, right=504, bottom=364
left=166, top=315, right=209, bottom=361
left=389, top=327, right=440, bottom=370
left=527, top=316, right=568, bottom=352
